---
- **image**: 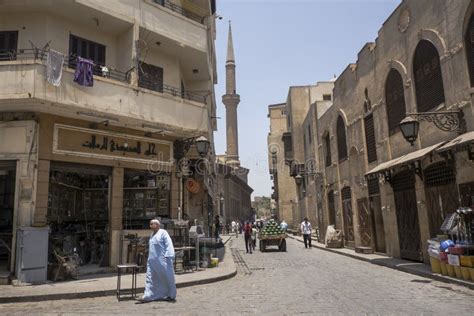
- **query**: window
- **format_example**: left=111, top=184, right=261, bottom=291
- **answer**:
left=336, top=116, right=347, bottom=161
left=323, top=94, right=332, bottom=101
left=385, top=69, right=407, bottom=132
left=466, top=14, right=474, bottom=87
left=413, top=40, right=445, bottom=112
left=324, top=133, right=331, bottom=167
left=364, top=113, right=377, bottom=163
left=138, top=61, right=164, bottom=93
left=0, top=31, right=18, bottom=61
left=69, top=34, right=106, bottom=75
left=308, top=124, right=312, bottom=144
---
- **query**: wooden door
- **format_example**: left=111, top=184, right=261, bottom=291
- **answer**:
left=341, top=187, right=355, bottom=248
left=357, top=198, right=374, bottom=248
left=392, top=170, right=422, bottom=262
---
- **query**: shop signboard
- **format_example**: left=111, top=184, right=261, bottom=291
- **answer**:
left=53, top=124, right=173, bottom=165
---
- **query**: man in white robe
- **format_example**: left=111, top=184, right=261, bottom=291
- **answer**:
left=140, top=219, right=176, bottom=302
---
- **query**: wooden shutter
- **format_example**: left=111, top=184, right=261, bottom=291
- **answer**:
left=324, top=133, right=331, bottom=167
left=337, top=116, right=347, bottom=161
left=413, top=40, right=445, bottom=112
left=0, top=31, right=18, bottom=60
left=364, top=113, right=377, bottom=163
left=466, top=14, right=474, bottom=87
left=385, top=69, right=406, bottom=132
left=138, top=61, right=164, bottom=93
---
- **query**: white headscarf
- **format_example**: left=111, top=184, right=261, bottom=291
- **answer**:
left=150, top=219, right=160, bottom=225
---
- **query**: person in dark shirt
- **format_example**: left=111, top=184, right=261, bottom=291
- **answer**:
left=243, top=221, right=253, bottom=254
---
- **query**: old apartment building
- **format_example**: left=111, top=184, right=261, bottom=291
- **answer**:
left=269, top=0, right=474, bottom=263
left=0, top=0, right=218, bottom=282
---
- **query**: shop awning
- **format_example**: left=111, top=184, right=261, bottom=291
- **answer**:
left=365, top=141, right=445, bottom=176
left=436, top=131, right=474, bottom=152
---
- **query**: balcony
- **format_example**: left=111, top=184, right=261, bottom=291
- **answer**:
left=0, top=48, right=210, bottom=135
left=152, top=0, right=206, bottom=24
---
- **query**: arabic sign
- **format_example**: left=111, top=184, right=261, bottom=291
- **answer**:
left=53, top=124, right=173, bottom=165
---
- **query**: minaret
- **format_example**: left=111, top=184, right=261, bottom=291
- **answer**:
left=222, top=21, right=240, bottom=167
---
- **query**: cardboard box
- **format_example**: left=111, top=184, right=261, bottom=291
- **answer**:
left=447, top=254, right=460, bottom=266
left=460, top=255, right=474, bottom=267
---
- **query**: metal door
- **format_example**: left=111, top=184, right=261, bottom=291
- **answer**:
left=424, top=162, right=458, bottom=237
left=357, top=198, right=374, bottom=248
left=341, top=187, right=354, bottom=248
left=392, top=171, right=422, bottom=262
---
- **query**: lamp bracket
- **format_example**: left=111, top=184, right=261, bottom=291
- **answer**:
left=406, top=110, right=466, bottom=134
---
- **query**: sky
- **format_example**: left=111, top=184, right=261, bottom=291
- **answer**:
left=212, top=0, right=400, bottom=199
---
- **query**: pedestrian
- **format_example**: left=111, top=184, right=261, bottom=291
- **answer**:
left=214, top=215, right=221, bottom=240
left=251, top=225, right=257, bottom=250
left=243, top=221, right=253, bottom=254
left=300, top=217, right=312, bottom=248
left=139, top=219, right=176, bottom=303
left=225, top=223, right=230, bottom=235
left=231, top=220, right=238, bottom=238
left=280, top=220, right=288, bottom=232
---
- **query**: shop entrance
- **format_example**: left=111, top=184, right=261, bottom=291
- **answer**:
left=47, top=162, right=111, bottom=280
left=368, top=178, right=386, bottom=253
left=392, top=170, right=422, bottom=262
left=341, top=187, right=355, bottom=248
left=0, top=161, right=16, bottom=276
left=424, top=161, right=459, bottom=238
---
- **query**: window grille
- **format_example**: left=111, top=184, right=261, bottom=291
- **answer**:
left=367, top=178, right=380, bottom=196
left=466, top=14, right=474, bottom=87
left=385, top=69, right=406, bottom=132
left=337, top=116, right=347, bottom=161
left=324, top=133, right=331, bottom=167
left=364, top=113, right=377, bottom=163
left=413, top=40, right=445, bottom=112
left=424, top=161, right=456, bottom=187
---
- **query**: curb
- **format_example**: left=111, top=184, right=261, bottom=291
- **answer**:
left=0, top=243, right=237, bottom=304
left=287, top=235, right=474, bottom=290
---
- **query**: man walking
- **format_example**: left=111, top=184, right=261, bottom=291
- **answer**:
left=243, top=221, right=253, bottom=254
left=300, top=217, right=312, bottom=248
left=140, top=219, right=176, bottom=303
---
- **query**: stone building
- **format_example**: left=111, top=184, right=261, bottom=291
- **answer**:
left=314, top=0, right=474, bottom=262
left=0, top=0, right=218, bottom=282
left=268, top=82, right=334, bottom=229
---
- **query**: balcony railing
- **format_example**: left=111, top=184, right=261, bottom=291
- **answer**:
left=153, top=0, right=205, bottom=24
left=138, top=74, right=207, bottom=104
left=0, top=48, right=131, bottom=83
left=0, top=48, right=207, bottom=104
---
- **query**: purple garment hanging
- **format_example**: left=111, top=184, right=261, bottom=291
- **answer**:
left=73, top=57, right=94, bottom=87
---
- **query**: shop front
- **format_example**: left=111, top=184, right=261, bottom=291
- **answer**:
left=37, top=117, right=175, bottom=280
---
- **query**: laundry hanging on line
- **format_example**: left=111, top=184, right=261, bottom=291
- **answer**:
left=73, top=56, right=94, bottom=87
left=46, top=49, right=65, bottom=87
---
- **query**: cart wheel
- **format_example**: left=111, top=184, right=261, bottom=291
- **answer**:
left=259, top=240, right=265, bottom=252
left=280, top=239, right=287, bottom=252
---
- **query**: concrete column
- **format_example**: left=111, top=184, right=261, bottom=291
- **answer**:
left=170, top=172, right=179, bottom=219
left=109, top=167, right=124, bottom=267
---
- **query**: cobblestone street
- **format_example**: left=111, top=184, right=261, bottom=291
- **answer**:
left=1, top=237, right=473, bottom=315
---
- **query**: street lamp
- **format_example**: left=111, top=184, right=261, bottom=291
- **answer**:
left=295, top=174, right=303, bottom=185
left=195, top=136, right=210, bottom=157
left=399, top=110, right=466, bottom=146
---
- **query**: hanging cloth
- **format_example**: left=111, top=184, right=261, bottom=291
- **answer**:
left=73, top=57, right=94, bottom=87
left=46, top=49, right=65, bottom=87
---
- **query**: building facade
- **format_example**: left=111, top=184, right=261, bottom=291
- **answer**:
left=315, top=0, right=474, bottom=262
left=0, top=0, right=218, bottom=282
left=267, top=0, right=474, bottom=264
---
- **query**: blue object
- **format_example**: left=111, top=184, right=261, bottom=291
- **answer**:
left=440, top=239, right=454, bottom=251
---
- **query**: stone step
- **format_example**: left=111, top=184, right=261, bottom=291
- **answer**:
left=355, top=246, right=374, bottom=254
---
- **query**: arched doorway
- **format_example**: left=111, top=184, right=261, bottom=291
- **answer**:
left=392, top=170, right=422, bottom=261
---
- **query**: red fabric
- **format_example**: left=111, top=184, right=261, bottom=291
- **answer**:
left=244, top=224, right=252, bottom=236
